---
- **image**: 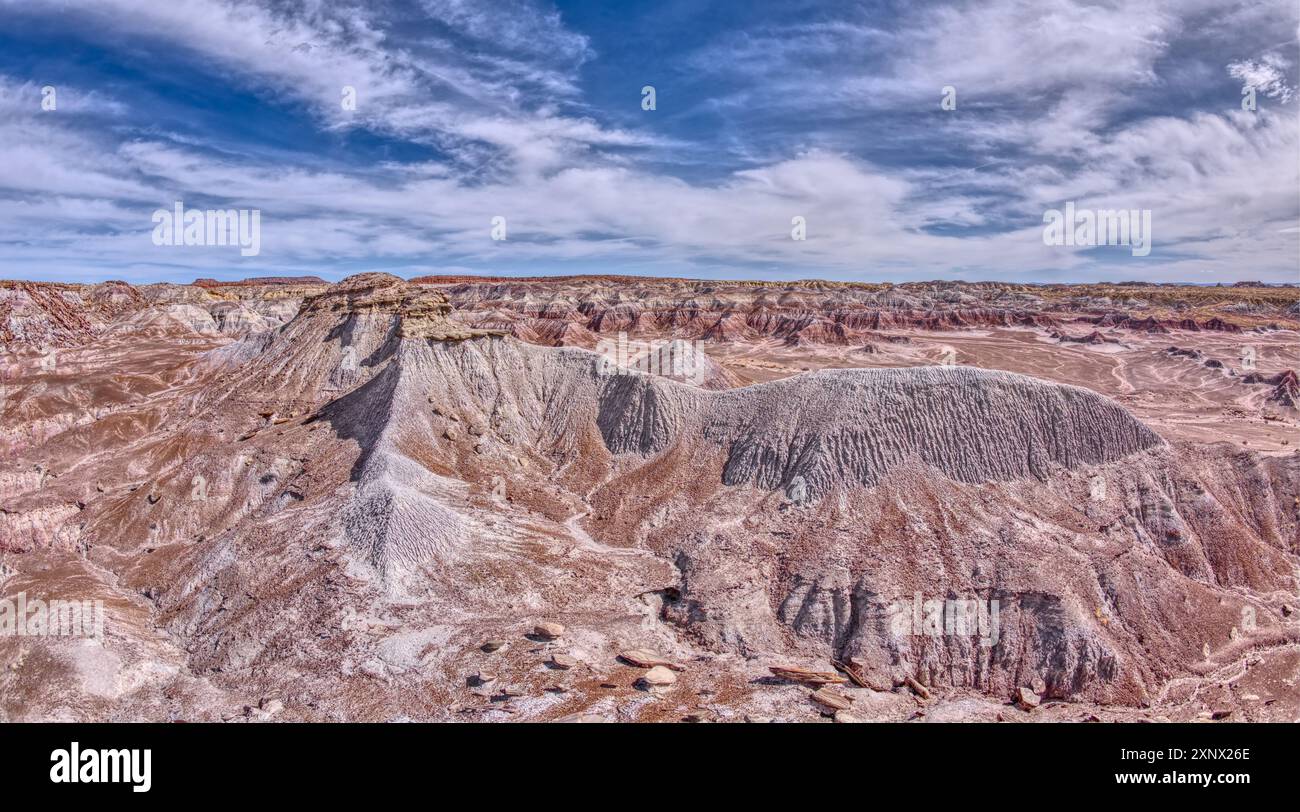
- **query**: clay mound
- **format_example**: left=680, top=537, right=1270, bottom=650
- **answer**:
left=584, top=302, right=642, bottom=333
left=205, top=301, right=282, bottom=335
left=330, top=358, right=469, bottom=585
left=1244, top=369, right=1300, bottom=408
left=646, top=299, right=715, bottom=333
left=782, top=319, right=859, bottom=347
left=611, top=337, right=741, bottom=390
left=1093, top=314, right=1169, bottom=333
left=114, top=303, right=223, bottom=337
left=373, top=337, right=1161, bottom=500
left=1200, top=317, right=1242, bottom=333
left=700, top=312, right=756, bottom=342
left=532, top=319, right=598, bottom=348
left=462, top=308, right=534, bottom=336
left=595, top=363, right=1163, bottom=498
left=1054, top=330, right=1117, bottom=345
left=530, top=300, right=579, bottom=320
left=316, top=336, right=1157, bottom=527
left=1270, top=370, right=1299, bottom=407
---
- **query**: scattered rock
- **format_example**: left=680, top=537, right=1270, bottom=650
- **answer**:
left=550, top=652, right=578, bottom=670
left=845, top=657, right=893, bottom=691
left=903, top=675, right=930, bottom=700
left=770, top=665, right=847, bottom=686
left=834, top=710, right=865, bottom=723
left=481, top=639, right=507, bottom=653
left=640, top=665, right=677, bottom=687
left=558, top=713, right=607, bottom=723
left=619, top=649, right=686, bottom=671
left=831, top=658, right=871, bottom=689
left=1016, top=687, right=1041, bottom=710
left=811, top=687, right=854, bottom=712
left=533, top=621, right=565, bottom=639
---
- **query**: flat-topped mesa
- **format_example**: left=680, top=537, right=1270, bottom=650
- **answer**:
left=193, top=275, right=327, bottom=288
left=197, top=273, right=505, bottom=404
left=298, top=272, right=489, bottom=340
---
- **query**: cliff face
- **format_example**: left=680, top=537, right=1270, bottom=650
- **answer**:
left=295, top=272, right=497, bottom=343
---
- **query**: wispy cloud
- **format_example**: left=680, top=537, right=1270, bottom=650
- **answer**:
left=0, top=0, right=1296, bottom=283
left=1228, top=53, right=1295, bottom=102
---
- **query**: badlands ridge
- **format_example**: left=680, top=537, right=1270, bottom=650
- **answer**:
left=0, top=273, right=1297, bottom=722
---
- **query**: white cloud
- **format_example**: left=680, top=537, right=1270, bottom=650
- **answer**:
left=7, top=0, right=644, bottom=175
left=0, top=0, right=1297, bottom=283
left=1228, top=53, right=1295, bottom=102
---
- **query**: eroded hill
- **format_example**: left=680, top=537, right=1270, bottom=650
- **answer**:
left=1, top=273, right=1297, bottom=722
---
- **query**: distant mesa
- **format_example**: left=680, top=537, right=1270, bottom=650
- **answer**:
left=194, top=276, right=327, bottom=288
left=409, top=273, right=699, bottom=286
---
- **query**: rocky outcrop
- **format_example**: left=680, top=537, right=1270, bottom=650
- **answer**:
left=0, top=280, right=142, bottom=347
left=1244, top=369, right=1300, bottom=408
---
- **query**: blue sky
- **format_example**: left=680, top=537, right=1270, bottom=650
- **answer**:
left=0, top=0, right=1297, bottom=284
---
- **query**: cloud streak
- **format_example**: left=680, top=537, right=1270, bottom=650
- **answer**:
left=0, top=0, right=1296, bottom=283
